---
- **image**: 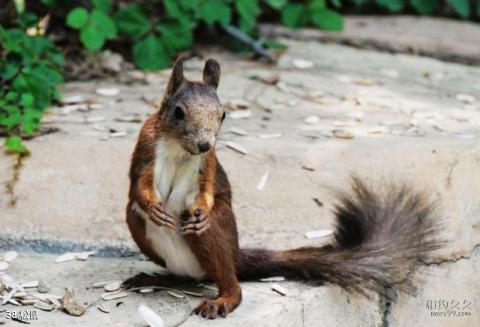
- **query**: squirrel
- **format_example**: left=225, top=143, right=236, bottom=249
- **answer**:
left=125, top=57, right=441, bottom=319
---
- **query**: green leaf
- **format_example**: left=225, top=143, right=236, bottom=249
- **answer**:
left=281, top=4, right=307, bottom=28
left=198, top=0, right=231, bottom=26
left=92, top=0, right=112, bottom=12
left=265, top=0, right=287, bottom=9
left=0, top=105, right=21, bottom=128
left=264, top=39, right=288, bottom=50
left=114, top=4, right=151, bottom=39
left=21, top=109, right=42, bottom=134
left=133, top=35, right=170, bottom=70
left=13, top=0, right=25, bottom=14
left=80, top=24, right=105, bottom=50
left=157, top=20, right=193, bottom=55
left=18, top=12, right=39, bottom=28
left=329, top=0, right=341, bottom=8
left=5, top=91, right=19, bottom=101
left=66, top=7, right=89, bottom=29
left=4, top=136, right=29, bottom=154
left=21, top=93, right=34, bottom=107
left=164, top=0, right=192, bottom=24
left=311, top=9, right=344, bottom=31
left=41, top=0, right=56, bottom=6
left=411, top=0, right=438, bottom=14
left=446, top=0, right=470, bottom=18
left=309, top=0, right=326, bottom=10
left=236, top=0, right=260, bottom=32
left=376, top=0, right=404, bottom=12
left=91, top=9, right=117, bottom=39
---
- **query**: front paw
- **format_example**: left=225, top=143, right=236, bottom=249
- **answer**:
left=149, top=203, right=177, bottom=229
left=180, top=208, right=211, bottom=235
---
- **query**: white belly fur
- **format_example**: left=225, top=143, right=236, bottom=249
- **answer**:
left=135, top=137, right=206, bottom=279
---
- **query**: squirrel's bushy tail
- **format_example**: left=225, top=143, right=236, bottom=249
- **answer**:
left=236, top=177, right=442, bottom=296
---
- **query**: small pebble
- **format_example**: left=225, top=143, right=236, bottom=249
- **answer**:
left=293, top=59, right=314, bottom=69
left=96, top=88, right=120, bottom=97
left=304, top=115, right=320, bottom=124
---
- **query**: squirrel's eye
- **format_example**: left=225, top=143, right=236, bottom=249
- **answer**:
left=221, top=112, right=226, bottom=122
left=174, top=106, right=184, bottom=120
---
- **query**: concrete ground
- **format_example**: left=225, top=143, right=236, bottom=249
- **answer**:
left=1, top=17, right=479, bottom=327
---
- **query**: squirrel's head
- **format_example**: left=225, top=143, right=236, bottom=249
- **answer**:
left=159, top=57, right=224, bottom=155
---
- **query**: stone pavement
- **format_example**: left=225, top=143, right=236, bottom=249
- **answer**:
left=1, top=17, right=479, bottom=327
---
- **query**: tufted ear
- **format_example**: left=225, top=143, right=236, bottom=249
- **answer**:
left=166, top=56, right=185, bottom=96
left=203, top=58, right=220, bottom=90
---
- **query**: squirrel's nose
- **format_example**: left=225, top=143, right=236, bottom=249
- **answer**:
left=197, top=142, right=211, bottom=153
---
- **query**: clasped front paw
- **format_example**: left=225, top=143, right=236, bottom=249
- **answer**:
left=180, top=208, right=211, bottom=235
left=149, top=203, right=176, bottom=229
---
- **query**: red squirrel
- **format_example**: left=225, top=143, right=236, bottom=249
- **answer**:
left=126, top=57, right=441, bottom=319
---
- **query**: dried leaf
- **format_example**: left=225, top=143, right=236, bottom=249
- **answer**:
left=20, top=281, right=39, bottom=288
left=61, top=104, right=89, bottom=114
left=115, top=115, right=142, bottom=123
left=250, top=73, right=280, bottom=85
left=37, top=280, right=50, bottom=294
left=101, top=291, right=128, bottom=301
left=368, top=126, right=388, bottom=134
left=61, top=288, right=86, bottom=316
left=260, top=276, right=285, bottom=282
left=55, top=253, right=77, bottom=263
left=224, top=99, right=250, bottom=111
left=61, top=95, right=84, bottom=104
left=104, top=281, right=122, bottom=292
left=230, top=127, right=248, bottom=136
left=138, top=304, right=165, bottom=327
left=109, top=131, right=127, bottom=138
left=181, top=290, right=203, bottom=297
left=223, top=141, right=248, bottom=155
left=293, top=59, right=314, bottom=69
left=166, top=290, right=185, bottom=299
left=20, top=299, right=38, bottom=305
left=96, top=88, right=120, bottom=97
left=332, top=129, right=353, bottom=139
left=271, top=283, right=287, bottom=296
left=305, top=229, right=333, bottom=239
left=75, top=251, right=95, bottom=261
left=2, top=289, right=16, bottom=305
left=258, top=133, right=282, bottom=139
left=201, top=284, right=218, bottom=291
left=34, top=301, right=53, bottom=311
left=97, top=304, right=110, bottom=313
left=228, top=110, right=252, bottom=119
left=92, top=281, right=112, bottom=288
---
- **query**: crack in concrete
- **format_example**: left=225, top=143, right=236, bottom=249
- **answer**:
left=5, top=153, right=27, bottom=206
left=420, top=243, right=480, bottom=266
left=445, top=156, right=460, bottom=188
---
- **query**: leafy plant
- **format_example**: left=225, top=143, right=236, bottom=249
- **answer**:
left=66, top=0, right=117, bottom=50
left=113, top=2, right=195, bottom=70
left=369, top=0, right=474, bottom=18
left=0, top=24, right=64, bottom=153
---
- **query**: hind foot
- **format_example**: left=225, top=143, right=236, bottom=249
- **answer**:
left=193, top=295, right=241, bottom=319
